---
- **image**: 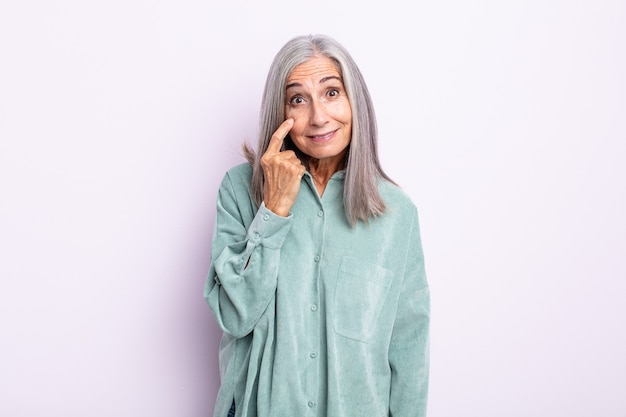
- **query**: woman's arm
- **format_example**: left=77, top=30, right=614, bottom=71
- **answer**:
left=388, top=209, right=430, bottom=416
left=204, top=171, right=292, bottom=338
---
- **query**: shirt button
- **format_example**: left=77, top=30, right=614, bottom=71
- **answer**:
left=317, top=210, right=324, bottom=217
left=310, top=352, right=317, bottom=358
left=263, top=214, right=270, bottom=221
left=253, top=232, right=260, bottom=240
left=310, top=304, right=318, bottom=311
left=314, top=255, right=320, bottom=262
left=308, top=401, right=316, bottom=408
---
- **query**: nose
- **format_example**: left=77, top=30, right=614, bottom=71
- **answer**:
left=309, top=99, right=328, bottom=127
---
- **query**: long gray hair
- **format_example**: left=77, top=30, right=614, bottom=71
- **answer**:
left=243, top=34, right=395, bottom=226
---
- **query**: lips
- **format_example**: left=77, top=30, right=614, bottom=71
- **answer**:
left=308, top=129, right=337, bottom=142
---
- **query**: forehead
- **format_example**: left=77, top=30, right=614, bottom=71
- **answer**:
left=286, top=55, right=342, bottom=84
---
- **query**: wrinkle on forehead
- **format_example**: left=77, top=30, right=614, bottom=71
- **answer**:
left=286, top=56, right=342, bottom=85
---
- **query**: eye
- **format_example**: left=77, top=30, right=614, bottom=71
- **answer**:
left=289, top=95, right=305, bottom=105
left=327, top=88, right=340, bottom=97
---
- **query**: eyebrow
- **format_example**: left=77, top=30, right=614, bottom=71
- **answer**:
left=286, top=75, right=343, bottom=90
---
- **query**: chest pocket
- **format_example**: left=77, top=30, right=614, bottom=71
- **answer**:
left=332, top=256, right=394, bottom=343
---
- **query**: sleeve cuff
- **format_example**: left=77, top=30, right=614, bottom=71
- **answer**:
left=245, top=202, right=293, bottom=250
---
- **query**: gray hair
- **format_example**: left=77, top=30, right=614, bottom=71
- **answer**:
left=243, top=34, right=394, bottom=225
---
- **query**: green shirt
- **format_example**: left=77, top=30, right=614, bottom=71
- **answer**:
left=205, top=163, right=430, bottom=417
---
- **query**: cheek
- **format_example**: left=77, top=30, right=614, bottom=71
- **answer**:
left=291, top=122, right=306, bottom=139
left=331, top=101, right=352, bottom=122
left=286, top=113, right=307, bottom=134
left=285, top=106, right=304, bottom=124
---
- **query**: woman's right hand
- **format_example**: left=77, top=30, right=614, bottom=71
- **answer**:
left=260, top=118, right=306, bottom=217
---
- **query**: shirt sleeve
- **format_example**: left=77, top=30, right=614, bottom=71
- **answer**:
left=388, top=208, right=430, bottom=417
left=204, top=171, right=292, bottom=338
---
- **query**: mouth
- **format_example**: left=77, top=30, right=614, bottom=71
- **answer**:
left=307, top=129, right=338, bottom=142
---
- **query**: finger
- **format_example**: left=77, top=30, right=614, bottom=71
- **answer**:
left=266, top=118, right=294, bottom=154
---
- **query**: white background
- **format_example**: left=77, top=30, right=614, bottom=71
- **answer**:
left=1, top=1, right=624, bottom=416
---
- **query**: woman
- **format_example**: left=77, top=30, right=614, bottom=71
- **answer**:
left=205, top=34, right=429, bottom=417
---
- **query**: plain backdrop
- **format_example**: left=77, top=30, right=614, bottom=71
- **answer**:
left=1, top=1, right=624, bottom=416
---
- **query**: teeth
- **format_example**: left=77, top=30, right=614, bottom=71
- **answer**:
left=313, top=132, right=331, bottom=139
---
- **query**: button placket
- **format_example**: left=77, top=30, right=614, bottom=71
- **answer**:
left=306, top=200, right=324, bottom=413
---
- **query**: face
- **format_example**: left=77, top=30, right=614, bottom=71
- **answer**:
left=284, top=55, right=352, bottom=169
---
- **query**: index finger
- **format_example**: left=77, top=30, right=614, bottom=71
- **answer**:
left=266, top=118, right=294, bottom=153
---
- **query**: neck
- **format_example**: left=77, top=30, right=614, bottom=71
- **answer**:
left=307, top=155, right=345, bottom=196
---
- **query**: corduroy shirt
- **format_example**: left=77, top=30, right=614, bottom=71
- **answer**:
left=205, top=163, right=430, bottom=417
